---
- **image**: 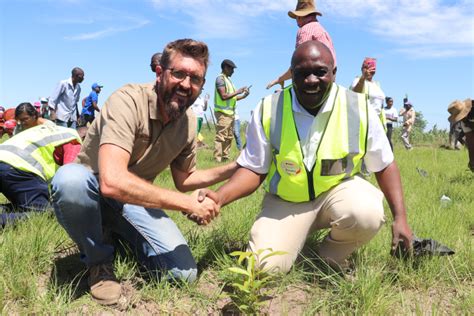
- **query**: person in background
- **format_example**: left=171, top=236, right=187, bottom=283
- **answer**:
left=13, top=102, right=55, bottom=135
left=399, top=101, right=416, bottom=150
left=214, top=59, right=250, bottom=162
left=233, top=108, right=242, bottom=151
left=40, top=97, right=50, bottom=119
left=191, top=90, right=209, bottom=148
left=384, top=97, right=398, bottom=150
left=0, top=106, right=17, bottom=138
left=80, top=83, right=103, bottom=126
left=51, top=39, right=238, bottom=305
left=0, top=124, right=83, bottom=227
left=49, top=67, right=84, bottom=128
left=351, top=58, right=386, bottom=124
left=202, top=41, right=412, bottom=275
left=448, top=99, right=473, bottom=171
left=150, top=52, right=162, bottom=73
left=266, top=0, right=336, bottom=89
left=448, top=121, right=464, bottom=150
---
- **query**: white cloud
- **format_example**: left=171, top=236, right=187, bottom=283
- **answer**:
left=64, top=20, right=150, bottom=40
left=149, top=0, right=473, bottom=58
left=149, top=0, right=293, bottom=39
left=320, top=0, right=474, bottom=58
left=49, top=4, right=151, bottom=41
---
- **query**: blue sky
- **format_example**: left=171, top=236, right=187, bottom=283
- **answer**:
left=0, top=0, right=473, bottom=130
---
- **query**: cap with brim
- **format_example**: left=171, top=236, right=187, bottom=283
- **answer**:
left=40, top=97, right=48, bottom=103
left=448, top=99, right=472, bottom=124
left=288, top=0, right=322, bottom=18
left=92, top=83, right=103, bottom=89
left=222, top=59, right=237, bottom=68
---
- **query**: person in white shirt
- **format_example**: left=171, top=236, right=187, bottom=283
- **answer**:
left=384, top=97, right=398, bottom=150
left=197, top=41, right=413, bottom=275
left=49, top=67, right=84, bottom=128
left=350, top=58, right=385, bottom=117
left=191, top=92, right=209, bottom=147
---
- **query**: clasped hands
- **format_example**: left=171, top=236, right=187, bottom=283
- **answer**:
left=184, top=189, right=221, bottom=225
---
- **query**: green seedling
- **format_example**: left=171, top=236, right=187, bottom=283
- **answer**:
left=227, top=248, right=287, bottom=314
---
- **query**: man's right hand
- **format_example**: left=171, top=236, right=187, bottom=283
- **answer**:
left=361, top=66, right=375, bottom=80
left=186, top=189, right=220, bottom=225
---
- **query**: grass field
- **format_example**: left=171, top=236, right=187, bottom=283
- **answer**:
left=0, top=128, right=473, bottom=314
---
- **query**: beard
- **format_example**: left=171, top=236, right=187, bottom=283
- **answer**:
left=158, top=84, right=197, bottom=122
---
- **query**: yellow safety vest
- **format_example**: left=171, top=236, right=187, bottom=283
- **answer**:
left=262, top=85, right=368, bottom=202
left=0, top=124, right=81, bottom=181
left=214, top=73, right=236, bottom=115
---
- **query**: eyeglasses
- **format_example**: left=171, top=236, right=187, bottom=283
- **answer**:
left=166, top=68, right=204, bottom=86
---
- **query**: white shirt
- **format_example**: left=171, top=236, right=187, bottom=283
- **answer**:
left=384, top=106, right=398, bottom=124
left=191, top=96, right=206, bottom=118
left=237, top=84, right=393, bottom=174
left=49, top=78, right=81, bottom=122
left=351, top=78, right=385, bottom=115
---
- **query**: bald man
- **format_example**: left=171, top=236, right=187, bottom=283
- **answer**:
left=203, top=40, right=413, bottom=275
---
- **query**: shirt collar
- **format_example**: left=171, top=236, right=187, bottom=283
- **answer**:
left=290, top=83, right=337, bottom=116
left=67, top=77, right=74, bottom=87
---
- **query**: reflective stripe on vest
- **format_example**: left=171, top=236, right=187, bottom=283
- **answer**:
left=214, top=74, right=236, bottom=115
left=0, top=126, right=80, bottom=181
left=262, top=85, right=368, bottom=202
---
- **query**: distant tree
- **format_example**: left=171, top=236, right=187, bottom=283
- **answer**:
left=414, top=110, right=427, bottom=131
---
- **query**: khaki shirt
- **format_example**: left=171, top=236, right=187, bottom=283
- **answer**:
left=77, top=83, right=197, bottom=182
left=400, top=108, right=416, bottom=132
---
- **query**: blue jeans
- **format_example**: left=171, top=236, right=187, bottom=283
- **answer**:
left=234, top=118, right=242, bottom=150
left=51, top=163, right=197, bottom=282
left=0, top=162, right=49, bottom=226
left=55, top=119, right=77, bottom=129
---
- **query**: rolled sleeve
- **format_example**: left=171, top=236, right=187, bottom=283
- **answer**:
left=364, top=106, right=394, bottom=172
left=236, top=101, right=271, bottom=174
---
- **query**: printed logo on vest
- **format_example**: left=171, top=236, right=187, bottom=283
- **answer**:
left=280, top=160, right=301, bottom=176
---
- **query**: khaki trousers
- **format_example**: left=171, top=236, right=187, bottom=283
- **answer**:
left=214, top=111, right=234, bottom=161
left=400, top=126, right=412, bottom=149
left=248, top=176, right=385, bottom=273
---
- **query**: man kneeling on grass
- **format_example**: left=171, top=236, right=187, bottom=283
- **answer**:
left=51, top=39, right=237, bottom=305
left=200, top=41, right=413, bottom=275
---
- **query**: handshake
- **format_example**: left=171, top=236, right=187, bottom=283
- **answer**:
left=183, top=189, right=221, bottom=225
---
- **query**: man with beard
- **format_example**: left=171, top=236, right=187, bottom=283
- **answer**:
left=51, top=39, right=237, bottom=305
left=203, top=41, right=413, bottom=275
